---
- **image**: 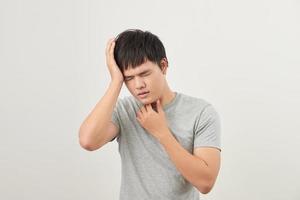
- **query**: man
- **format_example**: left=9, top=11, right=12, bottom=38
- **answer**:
left=79, top=29, right=221, bottom=200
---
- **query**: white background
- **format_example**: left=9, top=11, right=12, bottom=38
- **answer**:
left=1, top=0, right=299, bottom=199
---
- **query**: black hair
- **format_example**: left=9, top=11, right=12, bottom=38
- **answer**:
left=114, top=29, right=168, bottom=73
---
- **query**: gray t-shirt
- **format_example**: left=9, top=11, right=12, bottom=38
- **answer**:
left=110, top=91, right=221, bottom=200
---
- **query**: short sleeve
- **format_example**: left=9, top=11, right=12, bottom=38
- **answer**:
left=109, top=98, right=121, bottom=142
left=193, top=104, right=221, bottom=151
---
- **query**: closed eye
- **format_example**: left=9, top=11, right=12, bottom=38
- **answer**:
left=124, top=72, right=151, bottom=81
left=124, top=77, right=132, bottom=81
left=141, top=72, right=150, bottom=76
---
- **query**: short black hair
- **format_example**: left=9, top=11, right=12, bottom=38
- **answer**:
left=114, top=29, right=168, bottom=73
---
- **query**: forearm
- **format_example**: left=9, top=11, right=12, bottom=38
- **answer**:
left=158, top=130, right=212, bottom=193
left=79, top=80, right=123, bottom=145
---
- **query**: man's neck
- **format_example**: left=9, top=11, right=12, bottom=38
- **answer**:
left=160, top=90, right=176, bottom=108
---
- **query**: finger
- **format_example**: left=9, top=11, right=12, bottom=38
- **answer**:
left=156, top=99, right=163, bottom=113
left=105, top=38, right=112, bottom=53
left=146, top=104, right=152, bottom=112
left=105, top=38, right=114, bottom=55
left=141, top=105, right=147, bottom=113
left=136, top=110, right=142, bottom=119
left=109, top=40, right=116, bottom=56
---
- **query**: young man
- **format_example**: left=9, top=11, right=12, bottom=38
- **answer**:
left=79, top=29, right=221, bottom=200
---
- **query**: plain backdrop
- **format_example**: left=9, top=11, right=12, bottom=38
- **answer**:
left=1, top=0, right=300, bottom=199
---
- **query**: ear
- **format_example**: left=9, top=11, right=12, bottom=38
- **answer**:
left=160, top=58, right=168, bottom=75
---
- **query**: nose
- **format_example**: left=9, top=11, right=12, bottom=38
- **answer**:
left=134, top=77, right=146, bottom=89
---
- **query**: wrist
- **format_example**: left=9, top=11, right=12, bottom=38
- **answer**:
left=156, top=128, right=172, bottom=143
left=110, top=79, right=123, bottom=85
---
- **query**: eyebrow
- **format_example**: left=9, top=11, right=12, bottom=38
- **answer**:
left=124, top=69, right=151, bottom=78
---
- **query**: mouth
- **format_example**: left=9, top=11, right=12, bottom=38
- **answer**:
left=138, top=91, right=149, bottom=98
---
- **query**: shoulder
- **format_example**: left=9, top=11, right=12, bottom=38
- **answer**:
left=178, top=92, right=212, bottom=110
left=178, top=92, right=220, bottom=120
left=115, top=95, right=140, bottom=113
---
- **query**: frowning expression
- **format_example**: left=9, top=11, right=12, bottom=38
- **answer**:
left=123, top=59, right=168, bottom=105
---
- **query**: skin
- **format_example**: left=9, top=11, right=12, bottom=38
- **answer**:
left=123, top=58, right=176, bottom=109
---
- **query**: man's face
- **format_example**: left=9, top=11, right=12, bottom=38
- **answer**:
left=123, top=60, right=167, bottom=105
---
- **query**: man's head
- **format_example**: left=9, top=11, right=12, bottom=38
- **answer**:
left=114, top=29, right=170, bottom=104
left=114, top=29, right=168, bottom=73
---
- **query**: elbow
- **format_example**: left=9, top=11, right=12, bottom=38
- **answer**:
left=196, top=179, right=215, bottom=194
left=78, top=127, right=97, bottom=151
left=197, top=185, right=212, bottom=194
left=79, top=138, right=96, bottom=151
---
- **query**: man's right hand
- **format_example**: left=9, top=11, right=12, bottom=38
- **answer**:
left=105, top=38, right=124, bottom=82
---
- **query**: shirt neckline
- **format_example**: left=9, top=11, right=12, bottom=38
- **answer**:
left=163, top=91, right=179, bottom=111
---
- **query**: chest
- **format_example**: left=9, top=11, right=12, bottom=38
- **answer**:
left=166, top=113, right=196, bottom=153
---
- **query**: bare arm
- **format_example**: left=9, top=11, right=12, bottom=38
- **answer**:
left=79, top=80, right=122, bottom=150
left=78, top=38, right=124, bottom=151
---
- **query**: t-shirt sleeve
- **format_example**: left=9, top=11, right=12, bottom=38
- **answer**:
left=193, top=104, right=221, bottom=151
left=109, top=98, right=121, bottom=142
